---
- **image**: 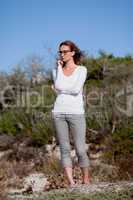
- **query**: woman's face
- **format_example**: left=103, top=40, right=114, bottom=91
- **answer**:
left=59, top=45, right=75, bottom=62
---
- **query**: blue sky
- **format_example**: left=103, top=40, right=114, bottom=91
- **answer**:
left=0, top=0, right=132, bottom=73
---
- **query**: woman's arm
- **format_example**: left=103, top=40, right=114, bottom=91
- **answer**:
left=51, top=68, right=60, bottom=94
left=52, top=68, right=57, bottom=83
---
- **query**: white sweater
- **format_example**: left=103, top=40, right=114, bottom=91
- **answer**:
left=51, top=64, right=87, bottom=114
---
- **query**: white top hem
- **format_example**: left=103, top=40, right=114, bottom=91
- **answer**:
left=51, top=110, right=85, bottom=114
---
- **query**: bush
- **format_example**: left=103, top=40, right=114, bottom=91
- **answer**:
left=0, top=108, right=54, bottom=145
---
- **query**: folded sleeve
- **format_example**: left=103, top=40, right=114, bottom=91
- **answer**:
left=55, top=67, right=87, bottom=95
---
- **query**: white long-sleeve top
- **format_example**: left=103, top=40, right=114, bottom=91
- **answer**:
left=51, top=64, right=87, bottom=114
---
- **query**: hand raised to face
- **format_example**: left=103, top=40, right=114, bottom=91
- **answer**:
left=57, top=59, right=64, bottom=67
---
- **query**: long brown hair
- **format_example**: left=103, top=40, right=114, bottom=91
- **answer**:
left=59, top=40, right=85, bottom=65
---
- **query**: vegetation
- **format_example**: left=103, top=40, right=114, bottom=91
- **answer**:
left=8, top=188, right=133, bottom=200
left=0, top=52, right=133, bottom=150
left=0, top=52, right=133, bottom=198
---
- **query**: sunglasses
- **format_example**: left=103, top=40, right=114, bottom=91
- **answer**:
left=58, top=50, right=72, bottom=55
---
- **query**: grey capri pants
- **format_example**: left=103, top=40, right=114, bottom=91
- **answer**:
left=51, top=113, right=89, bottom=168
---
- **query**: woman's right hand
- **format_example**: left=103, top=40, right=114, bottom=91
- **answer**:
left=57, top=59, right=63, bottom=67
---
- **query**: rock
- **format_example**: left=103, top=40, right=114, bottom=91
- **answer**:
left=90, top=159, right=101, bottom=166
left=52, top=146, right=61, bottom=159
left=0, top=134, right=15, bottom=150
left=45, top=144, right=54, bottom=156
left=8, top=145, right=38, bottom=161
left=0, top=149, right=13, bottom=160
left=23, top=173, right=49, bottom=193
left=17, top=146, right=37, bottom=160
left=19, top=137, right=35, bottom=147
left=90, top=151, right=104, bottom=159
left=66, top=181, right=133, bottom=193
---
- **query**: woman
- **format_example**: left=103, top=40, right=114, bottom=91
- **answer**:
left=51, top=40, right=91, bottom=187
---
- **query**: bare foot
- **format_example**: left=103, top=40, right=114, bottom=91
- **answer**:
left=82, top=178, right=92, bottom=185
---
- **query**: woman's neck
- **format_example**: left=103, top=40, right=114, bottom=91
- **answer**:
left=64, top=60, right=77, bottom=69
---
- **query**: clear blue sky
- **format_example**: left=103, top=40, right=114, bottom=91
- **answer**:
left=0, top=0, right=132, bottom=72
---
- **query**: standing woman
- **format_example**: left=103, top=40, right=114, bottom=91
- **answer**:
left=51, top=40, right=91, bottom=187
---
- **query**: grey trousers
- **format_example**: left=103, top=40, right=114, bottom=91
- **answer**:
left=51, top=113, right=89, bottom=168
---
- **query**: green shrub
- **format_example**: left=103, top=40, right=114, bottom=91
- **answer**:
left=0, top=109, right=18, bottom=135
left=0, top=108, right=54, bottom=145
